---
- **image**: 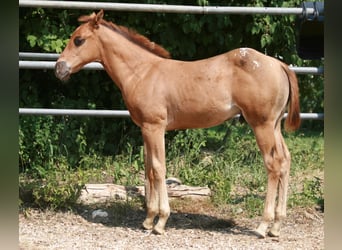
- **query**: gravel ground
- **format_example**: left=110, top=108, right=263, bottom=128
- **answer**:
left=19, top=204, right=323, bottom=250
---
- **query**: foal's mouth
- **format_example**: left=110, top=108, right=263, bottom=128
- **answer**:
left=55, top=61, right=71, bottom=82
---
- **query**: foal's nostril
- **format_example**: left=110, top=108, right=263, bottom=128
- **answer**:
left=55, top=61, right=71, bottom=81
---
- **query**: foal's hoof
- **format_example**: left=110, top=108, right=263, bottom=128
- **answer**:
left=142, top=221, right=154, bottom=231
left=268, top=228, right=280, bottom=237
left=253, top=229, right=266, bottom=239
left=254, top=223, right=268, bottom=238
left=152, top=224, right=166, bottom=235
left=268, top=223, right=281, bottom=237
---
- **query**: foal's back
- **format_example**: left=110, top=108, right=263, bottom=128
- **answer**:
left=148, top=48, right=290, bottom=130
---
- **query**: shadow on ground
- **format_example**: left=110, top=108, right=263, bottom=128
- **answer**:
left=19, top=184, right=256, bottom=237
left=73, top=199, right=255, bottom=237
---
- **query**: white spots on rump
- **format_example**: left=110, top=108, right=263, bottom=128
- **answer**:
left=238, top=48, right=263, bottom=71
left=239, top=48, right=248, bottom=57
left=252, top=60, right=260, bottom=70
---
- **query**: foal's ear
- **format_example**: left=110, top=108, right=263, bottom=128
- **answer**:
left=78, top=9, right=104, bottom=29
left=78, top=12, right=96, bottom=23
left=95, top=9, right=104, bottom=23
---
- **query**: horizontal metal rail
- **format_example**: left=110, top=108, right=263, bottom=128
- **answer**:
left=19, top=108, right=324, bottom=120
left=19, top=52, right=59, bottom=60
left=18, top=53, right=325, bottom=75
left=18, top=53, right=326, bottom=75
left=19, top=108, right=130, bottom=117
left=19, top=60, right=324, bottom=75
left=19, top=0, right=313, bottom=15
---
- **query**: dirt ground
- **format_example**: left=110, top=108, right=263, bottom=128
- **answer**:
left=19, top=201, right=323, bottom=250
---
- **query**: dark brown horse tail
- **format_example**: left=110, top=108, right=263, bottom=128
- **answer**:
left=281, top=63, right=301, bottom=132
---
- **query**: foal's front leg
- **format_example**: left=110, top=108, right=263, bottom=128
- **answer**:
left=141, top=125, right=170, bottom=234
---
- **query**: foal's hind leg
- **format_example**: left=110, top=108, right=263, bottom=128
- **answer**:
left=268, top=131, right=291, bottom=237
left=252, top=123, right=290, bottom=238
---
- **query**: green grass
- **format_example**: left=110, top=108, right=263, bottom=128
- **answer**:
left=19, top=122, right=324, bottom=217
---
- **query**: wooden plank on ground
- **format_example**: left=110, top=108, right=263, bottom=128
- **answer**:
left=77, top=180, right=211, bottom=204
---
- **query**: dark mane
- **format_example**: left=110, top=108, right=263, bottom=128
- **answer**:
left=99, top=20, right=171, bottom=59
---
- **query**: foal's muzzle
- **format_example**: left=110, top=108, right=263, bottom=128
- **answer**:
left=55, top=61, right=71, bottom=81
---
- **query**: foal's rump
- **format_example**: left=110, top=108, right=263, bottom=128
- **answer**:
left=227, top=48, right=299, bottom=129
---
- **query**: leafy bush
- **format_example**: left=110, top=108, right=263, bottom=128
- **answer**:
left=19, top=162, right=83, bottom=209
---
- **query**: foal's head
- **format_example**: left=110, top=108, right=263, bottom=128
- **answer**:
left=55, top=9, right=170, bottom=81
left=55, top=10, right=105, bottom=81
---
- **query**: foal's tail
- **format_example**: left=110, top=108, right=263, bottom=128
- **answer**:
left=281, top=63, right=301, bottom=132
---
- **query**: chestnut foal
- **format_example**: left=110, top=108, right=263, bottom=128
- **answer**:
left=55, top=10, right=300, bottom=237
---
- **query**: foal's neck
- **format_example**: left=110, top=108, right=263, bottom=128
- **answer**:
left=97, top=27, right=163, bottom=94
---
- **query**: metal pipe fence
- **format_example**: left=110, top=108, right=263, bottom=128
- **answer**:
left=19, top=108, right=324, bottom=120
left=19, top=0, right=313, bottom=15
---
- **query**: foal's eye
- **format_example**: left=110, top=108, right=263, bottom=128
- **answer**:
left=74, top=36, right=85, bottom=47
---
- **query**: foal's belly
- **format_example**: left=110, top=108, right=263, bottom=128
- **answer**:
left=166, top=104, right=240, bottom=130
